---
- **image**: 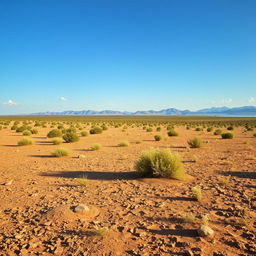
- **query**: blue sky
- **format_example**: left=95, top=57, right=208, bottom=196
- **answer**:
left=0, top=0, right=255, bottom=114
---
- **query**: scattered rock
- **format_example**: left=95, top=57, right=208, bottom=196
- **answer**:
left=197, top=225, right=214, bottom=237
left=74, top=204, right=90, bottom=213
left=4, top=180, right=13, bottom=186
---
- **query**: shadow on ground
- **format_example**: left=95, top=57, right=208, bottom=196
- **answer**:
left=222, top=171, right=256, bottom=179
left=40, top=170, right=138, bottom=180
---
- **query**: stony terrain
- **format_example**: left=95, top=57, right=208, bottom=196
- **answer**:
left=0, top=123, right=255, bottom=256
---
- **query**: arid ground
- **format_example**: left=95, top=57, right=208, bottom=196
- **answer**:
left=0, top=117, right=255, bottom=256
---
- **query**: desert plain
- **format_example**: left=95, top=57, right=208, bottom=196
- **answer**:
left=0, top=116, right=255, bottom=256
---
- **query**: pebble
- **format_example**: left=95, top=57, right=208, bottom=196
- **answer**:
left=197, top=225, right=214, bottom=237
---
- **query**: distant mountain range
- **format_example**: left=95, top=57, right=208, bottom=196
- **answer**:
left=31, top=106, right=256, bottom=116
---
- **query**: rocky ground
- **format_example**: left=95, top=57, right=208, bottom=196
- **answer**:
left=0, top=125, right=255, bottom=255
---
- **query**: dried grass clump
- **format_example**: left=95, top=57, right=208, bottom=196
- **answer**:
left=18, top=137, right=33, bottom=146
left=90, top=143, right=102, bottom=150
left=135, top=148, right=185, bottom=180
left=52, top=147, right=71, bottom=157
left=187, top=137, right=203, bottom=148
left=118, top=141, right=130, bottom=147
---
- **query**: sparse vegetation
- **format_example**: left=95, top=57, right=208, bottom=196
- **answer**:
left=63, top=132, right=80, bottom=143
left=187, top=137, right=203, bottom=148
left=52, top=138, right=63, bottom=145
left=90, top=143, right=102, bottom=150
left=221, top=132, right=233, bottom=139
left=167, top=129, right=178, bottom=136
left=135, top=148, right=185, bottom=180
left=118, top=141, right=130, bottom=147
left=47, top=129, right=62, bottom=138
left=191, top=186, right=202, bottom=201
left=18, top=137, right=33, bottom=146
left=90, top=126, right=103, bottom=134
left=52, top=147, right=71, bottom=157
left=154, top=135, right=162, bottom=141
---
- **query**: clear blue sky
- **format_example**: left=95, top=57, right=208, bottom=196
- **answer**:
left=0, top=0, right=255, bottom=114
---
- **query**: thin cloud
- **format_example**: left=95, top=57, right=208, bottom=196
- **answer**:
left=248, top=97, right=255, bottom=104
left=221, top=98, right=232, bottom=104
left=59, top=97, right=68, bottom=101
left=3, top=100, right=17, bottom=106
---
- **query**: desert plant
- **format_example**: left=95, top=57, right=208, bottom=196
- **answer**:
left=76, top=175, right=89, bottom=187
left=93, top=227, right=109, bottom=236
left=191, top=186, right=202, bottom=201
left=90, top=126, right=103, bottom=134
left=81, top=130, right=89, bottom=136
left=118, top=141, right=130, bottom=147
left=18, top=137, right=33, bottom=146
left=22, top=130, right=32, bottom=136
left=52, top=138, right=63, bottom=145
left=183, top=212, right=196, bottom=223
left=207, top=127, right=213, bottom=132
left=47, top=129, right=62, bottom=138
left=154, top=135, right=162, bottom=141
left=227, top=126, right=234, bottom=130
left=221, top=132, right=233, bottom=139
left=31, top=128, right=38, bottom=134
left=52, top=147, right=71, bottom=157
left=167, top=129, right=178, bottom=136
left=146, top=128, right=153, bottom=132
left=187, top=137, right=203, bottom=148
left=135, top=148, right=185, bottom=180
left=201, top=214, right=210, bottom=226
left=253, top=133, right=256, bottom=137
left=90, top=143, right=102, bottom=150
left=63, top=132, right=79, bottom=143
left=214, top=129, right=222, bottom=135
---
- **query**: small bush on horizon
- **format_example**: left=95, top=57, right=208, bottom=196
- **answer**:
left=214, top=129, right=222, bottom=135
left=167, top=129, right=178, bottom=137
left=154, top=135, right=162, bottom=141
left=47, top=129, right=62, bottom=138
left=221, top=132, right=233, bottom=139
left=63, top=132, right=80, bottom=143
left=52, top=138, right=63, bottom=145
left=81, top=130, right=89, bottom=136
left=135, top=148, right=185, bottom=180
left=23, top=130, right=32, bottom=136
left=90, top=126, right=103, bottom=134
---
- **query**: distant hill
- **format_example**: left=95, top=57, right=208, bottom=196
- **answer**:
left=31, top=106, right=256, bottom=116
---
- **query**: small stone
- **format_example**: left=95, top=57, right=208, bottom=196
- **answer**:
left=74, top=204, right=90, bottom=213
left=197, top=225, right=214, bottom=237
left=4, top=180, right=13, bottom=186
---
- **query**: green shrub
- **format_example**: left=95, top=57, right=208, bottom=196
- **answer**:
left=81, top=130, right=89, bottom=136
left=135, top=148, right=185, bottom=180
left=227, top=126, right=234, bottom=130
left=187, top=137, right=203, bottom=148
left=90, top=143, right=102, bottom=150
left=146, top=128, right=153, bottom=132
left=253, top=133, right=256, bottom=137
left=22, top=130, right=32, bottom=136
left=90, top=126, right=103, bottom=134
left=31, top=128, right=38, bottom=134
left=156, top=127, right=161, bottom=132
left=52, top=138, right=63, bottom=145
left=214, top=129, right=222, bottom=135
left=18, top=137, right=33, bottom=146
left=221, top=132, right=233, bottom=139
left=47, top=129, right=62, bottom=138
left=207, top=127, right=213, bottom=132
left=63, top=132, right=79, bottom=143
left=195, top=127, right=202, bottom=131
left=52, top=147, right=71, bottom=157
left=167, top=129, right=178, bottom=136
left=118, top=141, right=130, bottom=147
left=154, top=135, right=162, bottom=141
